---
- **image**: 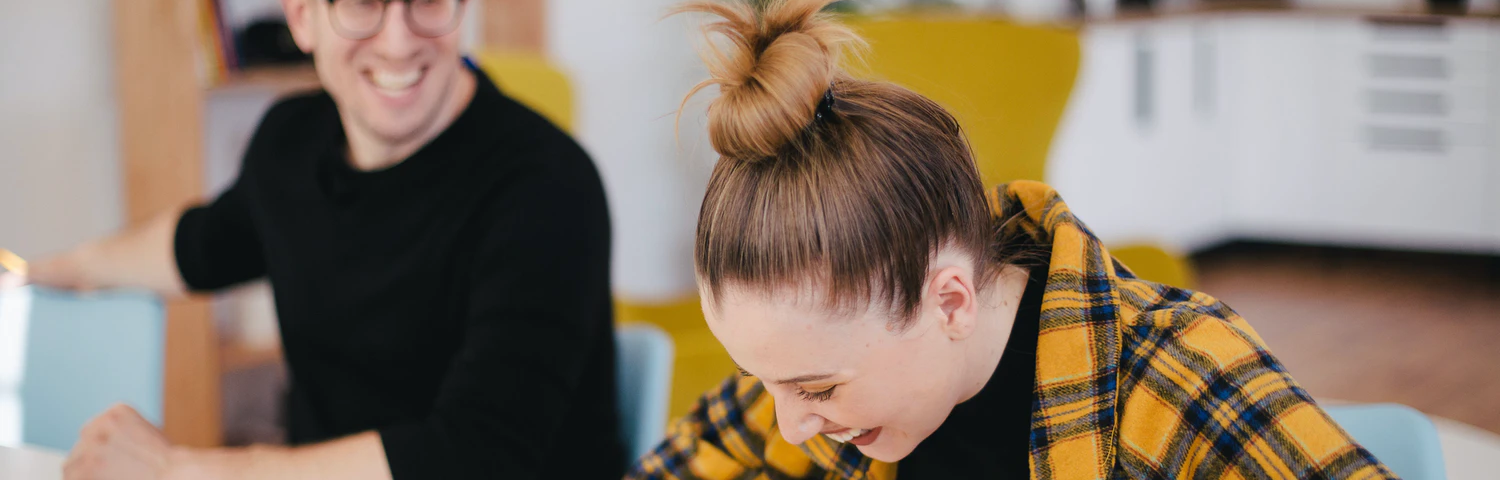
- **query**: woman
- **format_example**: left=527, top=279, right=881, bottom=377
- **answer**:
left=628, top=0, right=1396, bottom=478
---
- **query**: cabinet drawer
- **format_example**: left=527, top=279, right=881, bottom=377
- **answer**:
left=1335, top=17, right=1493, bottom=54
left=1330, top=121, right=1493, bottom=150
left=1329, top=141, right=1491, bottom=248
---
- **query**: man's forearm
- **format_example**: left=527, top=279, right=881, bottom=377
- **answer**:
left=171, top=431, right=393, bottom=480
left=29, top=207, right=190, bottom=297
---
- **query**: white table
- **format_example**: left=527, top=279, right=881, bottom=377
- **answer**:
left=0, top=445, right=63, bottom=480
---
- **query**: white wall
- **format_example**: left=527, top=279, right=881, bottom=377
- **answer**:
left=0, top=1, right=123, bottom=260
left=549, top=0, right=717, bottom=301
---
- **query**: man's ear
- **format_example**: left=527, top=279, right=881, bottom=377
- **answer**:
left=281, top=0, right=318, bottom=54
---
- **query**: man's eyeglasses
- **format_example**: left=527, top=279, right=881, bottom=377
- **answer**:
left=327, top=0, right=466, bottom=41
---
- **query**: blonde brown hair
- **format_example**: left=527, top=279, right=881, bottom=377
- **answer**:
left=681, top=0, right=998, bottom=326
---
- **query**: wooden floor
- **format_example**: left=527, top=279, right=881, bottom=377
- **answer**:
left=1193, top=243, right=1500, bottom=435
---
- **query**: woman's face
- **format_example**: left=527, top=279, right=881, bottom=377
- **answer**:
left=704, top=273, right=979, bottom=463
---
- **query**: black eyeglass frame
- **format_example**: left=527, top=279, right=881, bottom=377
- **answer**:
left=325, top=0, right=469, bottom=41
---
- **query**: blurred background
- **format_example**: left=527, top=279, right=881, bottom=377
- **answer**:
left=1, top=0, right=1497, bottom=464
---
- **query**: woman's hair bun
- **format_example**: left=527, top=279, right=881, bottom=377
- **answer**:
left=676, top=0, right=860, bottom=161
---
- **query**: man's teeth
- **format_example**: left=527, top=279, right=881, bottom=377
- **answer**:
left=372, top=70, right=421, bottom=90
left=825, top=428, right=869, bottom=443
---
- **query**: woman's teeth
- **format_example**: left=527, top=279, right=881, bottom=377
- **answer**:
left=371, top=69, right=421, bottom=91
left=825, top=428, right=869, bottom=443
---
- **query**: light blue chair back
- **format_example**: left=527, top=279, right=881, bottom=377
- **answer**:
left=0, top=286, right=164, bottom=451
left=615, top=323, right=674, bottom=462
left=1326, top=403, right=1447, bottom=480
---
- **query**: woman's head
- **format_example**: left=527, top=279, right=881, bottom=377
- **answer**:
left=682, top=0, right=1006, bottom=461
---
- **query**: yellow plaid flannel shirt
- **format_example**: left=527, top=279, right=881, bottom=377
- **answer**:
left=627, top=181, right=1397, bottom=480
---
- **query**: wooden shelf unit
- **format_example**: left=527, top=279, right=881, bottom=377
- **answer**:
left=214, top=63, right=321, bottom=95
left=221, top=341, right=284, bottom=372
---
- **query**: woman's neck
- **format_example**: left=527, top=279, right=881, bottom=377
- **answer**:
left=956, top=264, right=1032, bottom=404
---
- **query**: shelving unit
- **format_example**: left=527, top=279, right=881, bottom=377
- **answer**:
left=214, top=64, right=321, bottom=94
left=220, top=341, right=284, bottom=372
left=113, top=0, right=544, bottom=446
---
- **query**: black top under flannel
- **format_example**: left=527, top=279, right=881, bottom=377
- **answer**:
left=897, top=263, right=1046, bottom=479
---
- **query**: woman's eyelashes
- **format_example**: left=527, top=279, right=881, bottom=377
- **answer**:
left=737, top=365, right=837, bottom=402
left=796, top=385, right=837, bottom=402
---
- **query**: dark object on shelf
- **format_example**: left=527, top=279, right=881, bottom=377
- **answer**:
left=1429, top=0, right=1468, bottom=15
left=237, top=20, right=310, bottom=67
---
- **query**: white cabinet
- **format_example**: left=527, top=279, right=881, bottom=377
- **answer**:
left=1320, top=18, right=1494, bottom=252
left=1144, top=19, right=1234, bottom=251
left=1048, top=23, right=1154, bottom=246
left=1048, top=18, right=1229, bottom=252
left=1051, top=13, right=1500, bottom=254
left=1218, top=16, right=1341, bottom=242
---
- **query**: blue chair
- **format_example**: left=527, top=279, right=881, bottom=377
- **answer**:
left=615, top=323, right=674, bottom=462
left=1325, top=403, right=1447, bottom=480
left=0, top=286, right=164, bottom=451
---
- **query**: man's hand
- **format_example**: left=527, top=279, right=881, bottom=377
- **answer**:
left=0, top=250, right=97, bottom=292
left=63, top=404, right=187, bottom=480
left=4, top=207, right=191, bottom=297
left=0, top=248, right=30, bottom=290
left=0, top=271, right=25, bottom=290
left=26, top=253, right=99, bottom=291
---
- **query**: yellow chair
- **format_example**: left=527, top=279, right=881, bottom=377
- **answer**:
left=849, top=16, right=1079, bottom=186
left=1108, top=244, right=1198, bottom=289
left=473, top=50, right=575, bottom=132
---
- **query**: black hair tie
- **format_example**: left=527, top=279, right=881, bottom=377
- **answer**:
left=814, top=85, right=837, bottom=122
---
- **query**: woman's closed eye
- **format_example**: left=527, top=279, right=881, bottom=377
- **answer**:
left=796, top=385, right=837, bottom=402
left=736, top=365, right=839, bottom=402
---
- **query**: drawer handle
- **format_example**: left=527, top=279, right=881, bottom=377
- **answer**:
left=1366, top=16, right=1449, bottom=43
left=1367, top=126, right=1446, bottom=153
left=1368, top=54, right=1448, bottom=80
left=1368, top=90, right=1447, bottom=117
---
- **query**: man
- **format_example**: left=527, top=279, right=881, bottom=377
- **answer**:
left=0, top=0, right=623, bottom=478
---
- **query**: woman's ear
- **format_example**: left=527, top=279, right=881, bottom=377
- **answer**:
left=926, top=266, right=978, bottom=340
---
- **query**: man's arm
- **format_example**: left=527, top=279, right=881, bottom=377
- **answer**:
left=20, top=157, right=267, bottom=297
left=77, top=376, right=780, bottom=480
left=62, top=404, right=392, bottom=480
left=22, top=207, right=190, bottom=297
